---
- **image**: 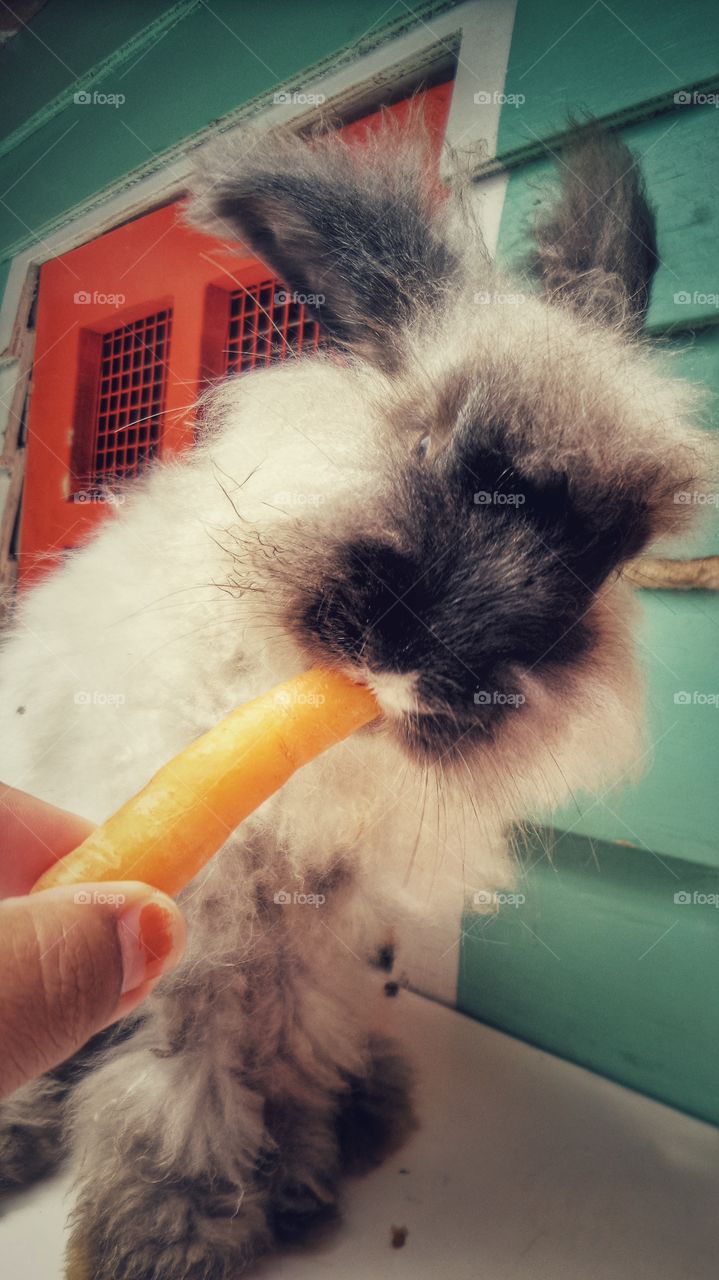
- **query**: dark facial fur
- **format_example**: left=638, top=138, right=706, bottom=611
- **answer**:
left=189, top=113, right=709, bottom=766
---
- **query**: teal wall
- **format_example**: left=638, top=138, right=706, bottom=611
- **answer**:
left=0, top=0, right=452, bottom=268
left=459, top=831, right=719, bottom=1126
left=458, top=0, right=719, bottom=1124
left=492, top=0, right=719, bottom=873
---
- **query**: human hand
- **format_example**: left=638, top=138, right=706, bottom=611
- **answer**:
left=0, top=785, right=185, bottom=1098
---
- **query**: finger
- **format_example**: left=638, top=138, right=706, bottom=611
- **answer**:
left=0, top=785, right=94, bottom=897
left=0, top=882, right=185, bottom=1098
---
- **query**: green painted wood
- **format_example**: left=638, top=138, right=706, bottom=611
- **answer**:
left=551, top=591, right=719, bottom=868
left=660, top=326, right=719, bottom=553
left=669, top=323, right=719, bottom=405
left=0, top=1, right=197, bottom=154
left=457, top=830, right=719, bottom=1124
left=0, top=0, right=454, bottom=266
left=494, top=77, right=719, bottom=873
left=495, top=107, right=719, bottom=331
left=458, top=0, right=719, bottom=1118
left=0, top=260, right=9, bottom=335
left=494, top=105, right=719, bottom=561
left=497, top=0, right=719, bottom=159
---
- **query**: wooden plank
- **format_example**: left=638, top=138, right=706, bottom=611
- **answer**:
left=626, top=556, right=719, bottom=589
left=550, top=589, right=719, bottom=868
left=498, top=0, right=719, bottom=159
left=494, top=113, right=719, bottom=548
left=458, top=830, right=719, bottom=1125
left=494, top=126, right=719, bottom=871
left=0, top=445, right=24, bottom=623
left=494, top=106, right=719, bottom=331
left=0, top=0, right=456, bottom=265
left=0, top=1, right=198, bottom=149
left=0, top=257, right=35, bottom=621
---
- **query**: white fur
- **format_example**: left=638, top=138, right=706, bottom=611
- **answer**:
left=0, top=350, right=653, bottom=903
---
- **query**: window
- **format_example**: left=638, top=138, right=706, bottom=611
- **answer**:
left=225, top=283, right=321, bottom=374
left=19, top=80, right=453, bottom=584
left=72, top=307, right=172, bottom=494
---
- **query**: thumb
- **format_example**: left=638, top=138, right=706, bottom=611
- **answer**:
left=0, top=883, right=185, bottom=1098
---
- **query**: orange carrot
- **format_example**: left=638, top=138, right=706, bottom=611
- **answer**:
left=32, top=670, right=378, bottom=898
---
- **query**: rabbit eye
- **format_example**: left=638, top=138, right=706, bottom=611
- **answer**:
left=417, top=434, right=431, bottom=459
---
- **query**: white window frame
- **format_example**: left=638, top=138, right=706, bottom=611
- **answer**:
left=0, top=0, right=516, bottom=359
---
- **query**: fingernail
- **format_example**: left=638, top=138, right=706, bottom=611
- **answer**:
left=118, top=896, right=184, bottom=995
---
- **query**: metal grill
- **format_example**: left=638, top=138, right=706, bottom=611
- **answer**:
left=225, top=280, right=321, bottom=374
left=89, top=308, right=172, bottom=488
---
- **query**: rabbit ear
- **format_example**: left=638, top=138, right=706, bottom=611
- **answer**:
left=528, top=125, right=658, bottom=330
left=187, top=116, right=461, bottom=369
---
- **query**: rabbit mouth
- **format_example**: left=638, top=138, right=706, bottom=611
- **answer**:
left=397, top=707, right=507, bottom=763
left=356, top=669, right=517, bottom=763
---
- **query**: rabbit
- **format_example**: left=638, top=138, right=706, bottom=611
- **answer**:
left=0, top=112, right=711, bottom=1279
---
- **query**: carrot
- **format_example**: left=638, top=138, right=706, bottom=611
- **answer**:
left=31, top=669, right=378, bottom=898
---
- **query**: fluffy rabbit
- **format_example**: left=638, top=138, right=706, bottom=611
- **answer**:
left=0, top=115, right=709, bottom=1278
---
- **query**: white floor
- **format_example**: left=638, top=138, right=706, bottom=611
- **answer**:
left=2, top=990, right=718, bottom=1279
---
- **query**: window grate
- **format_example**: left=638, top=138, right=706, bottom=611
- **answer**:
left=80, top=308, right=172, bottom=492
left=225, top=280, right=321, bottom=374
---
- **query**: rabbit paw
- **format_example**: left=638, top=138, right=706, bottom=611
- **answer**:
left=0, top=1076, right=66, bottom=1192
left=67, top=1167, right=271, bottom=1280
left=337, top=1033, right=416, bottom=1174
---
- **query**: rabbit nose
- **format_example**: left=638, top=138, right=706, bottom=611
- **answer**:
left=365, top=671, right=420, bottom=717
left=302, top=538, right=424, bottom=667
